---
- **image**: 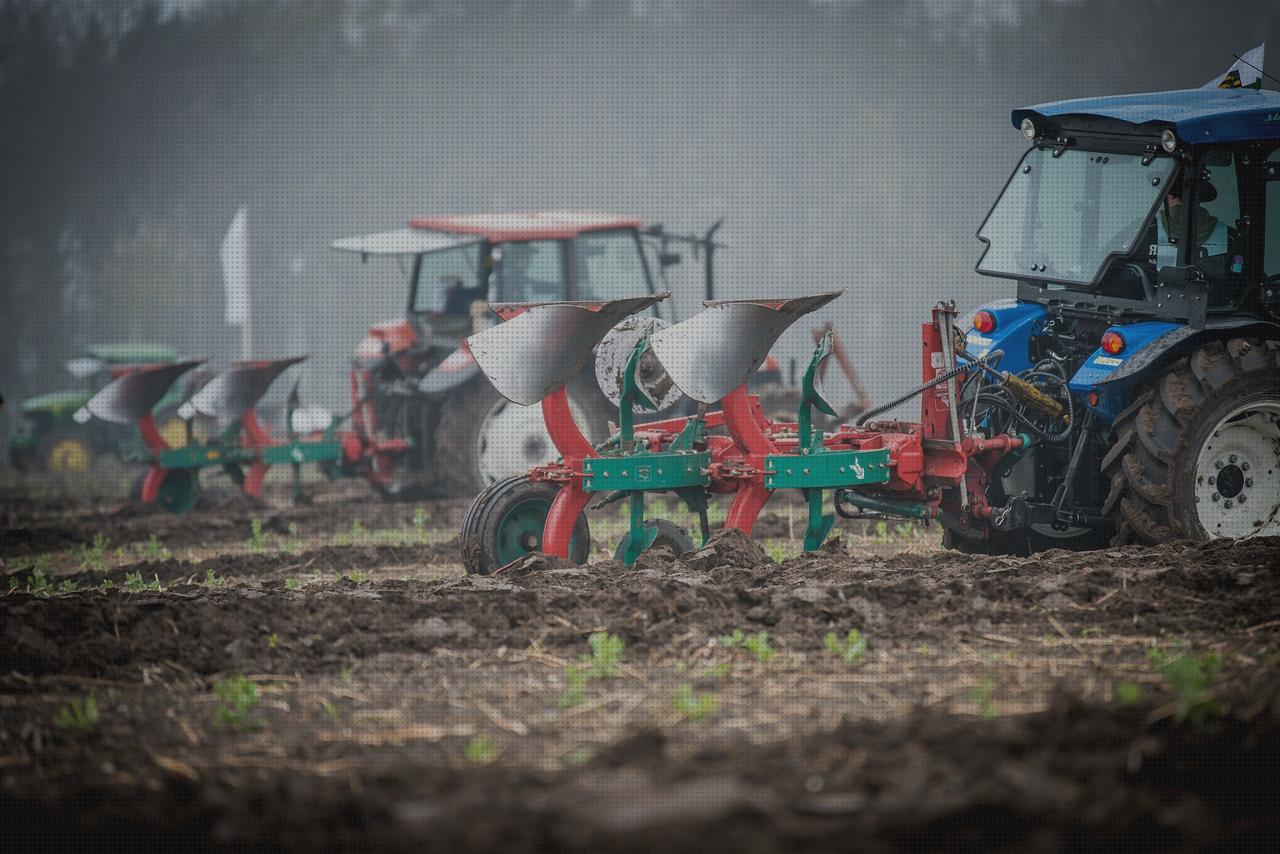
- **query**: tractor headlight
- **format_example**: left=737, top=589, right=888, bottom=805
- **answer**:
left=1159, top=129, right=1178, bottom=153
left=1020, top=118, right=1037, bottom=140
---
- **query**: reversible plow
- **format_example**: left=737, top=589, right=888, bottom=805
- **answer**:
left=460, top=291, right=1030, bottom=573
left=81, top=357, right=343, bottom=513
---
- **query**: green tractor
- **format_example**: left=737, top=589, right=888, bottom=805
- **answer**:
left=8, top=343, right=199, bottom=476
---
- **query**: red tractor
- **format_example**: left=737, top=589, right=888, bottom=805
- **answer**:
left=331, top=212, right=865, bottom=499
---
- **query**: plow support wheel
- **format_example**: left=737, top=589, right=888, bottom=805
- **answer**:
left=467, top=295, right=668, bottom=405
left=648, top=290, right=843, bottom=403
left=86, top=360, right=205, bottom=425
left=190, top=356, right=308, bottom=424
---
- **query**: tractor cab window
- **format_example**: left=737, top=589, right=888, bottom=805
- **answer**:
left=412, top=242, right=484, bottom=316
left=1170, top=151, right=1244, bottom=307
left=572, top=230, right=651, bottom=302
left=497, top=240, right=566, bottom=303
left=977, top=147, right=1176, bottom=287
left=1262, top=149, right=1280, bottom=281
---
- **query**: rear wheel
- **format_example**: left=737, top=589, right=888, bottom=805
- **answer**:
left=460, top=475, right=591, bottom=574
left=438, top=375, right=610, bottom=498
left=37, top=429, right=94, bottom=476
left=613, top=518, right=695, bottom=562
left=1103, top=338, right=1280, bottom=542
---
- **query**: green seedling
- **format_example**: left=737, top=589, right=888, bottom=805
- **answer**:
left=1080, top=627, right=1102, bottom=639
left=321, top=699, right=342, bottom=723
left=281, top=523, right=302, bottom=556
left=717, top=629, right=745, bottom=648
left=825, top=629, right=867, bottom=666
left=204, top=569, right=226, bottom=588
left=464, top=734, right=499, bottom=764
left=701, top=662, right=732, bottom=680
left=1147, top=647, right=1222, bottom=725
left=25, top=560, right=54, bottom=597
left=742, top=631, right=775, bottom=663
left=99, top=578, right=115, bottom=593
left=673, top=683, right=718, bottom=722
left=970, top=677, right=997, bottom=719
left=558, top=665, right=588, bottom=709
left=133, top=535, right=170, bottom=560
left=213, top=675, right=262, bottom=731
left=123, top=570, right=162, bottom=591
left=57, top=578, right=80, bottom=594
left=54, top=695, right=99, bottom=732
left=1116, top=681, right=1142, bottom=706
left=340, top=665, right=354, bottom=685
left=268, top=632, right=279, bottom=649
left=412, top=508, right=433, bottom=545
left=246, top=518, right=268, bottom=553
left=583, top=631, right=624, bottom=679
left=345, top=570, right=370, bottom=584
left=284, top=576, right=301, bottom=591
left=80, top=534, right=110, bottom=571
left=562, top=746, right=592, bottom=766
left=763, top=541, right=790, bottom=564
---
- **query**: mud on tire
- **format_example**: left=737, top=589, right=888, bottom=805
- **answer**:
left=1102, top=337, right=1280, bottom=543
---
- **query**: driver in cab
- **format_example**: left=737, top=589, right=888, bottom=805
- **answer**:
left=1154, top=176, right=1230, bottom=273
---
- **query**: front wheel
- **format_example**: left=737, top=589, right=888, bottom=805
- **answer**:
left=460, top=476, right=591, bottom=574
left=1104, top=338, right=1280, bottom=542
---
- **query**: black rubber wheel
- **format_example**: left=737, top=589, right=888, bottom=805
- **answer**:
left=1103, top=338, right=1280, bottom=543
left=460, top=475, right=591, bottom=575
left=438, top=374, right=612, bottom=499
left=613, top=517, right=696, bottom=562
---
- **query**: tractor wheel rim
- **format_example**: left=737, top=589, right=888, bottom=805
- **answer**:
left=476, top=398, right=588, bottom=487
left=494, top=498, right=551, bottom=565
left=1193, top=400, right=1280, bottom=539
left=49, top=438, right=91, bottom=474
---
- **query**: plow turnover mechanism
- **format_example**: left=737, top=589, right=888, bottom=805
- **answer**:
left=460, top=291, right=1030, bottom=574
left=79, top=357, right=343, bottom=513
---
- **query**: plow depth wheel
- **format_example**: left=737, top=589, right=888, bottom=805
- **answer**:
left=460, top=476, right=590, bottom=574
left=155, top=468, right=201, bottom=514
left=613, top=518, right=695, bottom=562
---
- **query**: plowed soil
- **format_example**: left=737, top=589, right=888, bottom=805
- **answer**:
left=2, top=485, right=1279, bottom=851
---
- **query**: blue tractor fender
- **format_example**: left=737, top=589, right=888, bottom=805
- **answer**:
left=417, top=346, right=483, bottom=400
left=1070, top=317, right=1280, bottom=424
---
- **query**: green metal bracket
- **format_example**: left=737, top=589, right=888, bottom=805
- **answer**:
left=765, top=331, right=897, bottom=552
left=594, top=334, right=713, bottom=565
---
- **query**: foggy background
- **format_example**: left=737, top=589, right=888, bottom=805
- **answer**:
left=2, top=0, right=1277, bottom=430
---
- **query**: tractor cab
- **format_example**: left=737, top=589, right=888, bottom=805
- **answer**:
left=333, top=212, right=660, bottom=349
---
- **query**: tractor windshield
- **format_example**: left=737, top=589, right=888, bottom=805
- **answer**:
left=977, top=147, right=1176, bottom=287
left=572, top=230, right=651, bottom=301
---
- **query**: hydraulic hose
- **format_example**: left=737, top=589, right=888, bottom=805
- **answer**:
left=855, top=349, right=1005, bottom=427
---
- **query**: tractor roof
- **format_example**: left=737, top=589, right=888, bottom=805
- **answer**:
left=1013, top=87, right=1280, bottom=144
left=408, top=211, right=643, bottom=242
left=85, top=343, right=179, bottom=364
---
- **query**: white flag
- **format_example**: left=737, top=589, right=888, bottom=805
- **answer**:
left=221, top=206, right=250, bottom=325
left=1204, top=44, right=1265, bottom=89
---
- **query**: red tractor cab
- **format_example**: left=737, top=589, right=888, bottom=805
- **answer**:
left=332, top=212, right=669, bottom=498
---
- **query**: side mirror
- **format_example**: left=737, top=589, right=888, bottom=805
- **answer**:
left=1156, top=264, right=1204, bottom=288
left=658, top=251, right=682, bottom=267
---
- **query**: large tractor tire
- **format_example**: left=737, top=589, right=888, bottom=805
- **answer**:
left=460, top=475, right=591, bottom=574
left=36, top=429, right=95, bottom=477
left=437, top=375, right=611, bottom=498
left=1103, top=338, right=1280, bottom=542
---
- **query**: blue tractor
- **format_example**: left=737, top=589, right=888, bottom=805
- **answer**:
left=942, top=86, right=1280, bottom=553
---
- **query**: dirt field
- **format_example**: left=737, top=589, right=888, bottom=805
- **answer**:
left=2, top=478, right=1278, bottom=851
